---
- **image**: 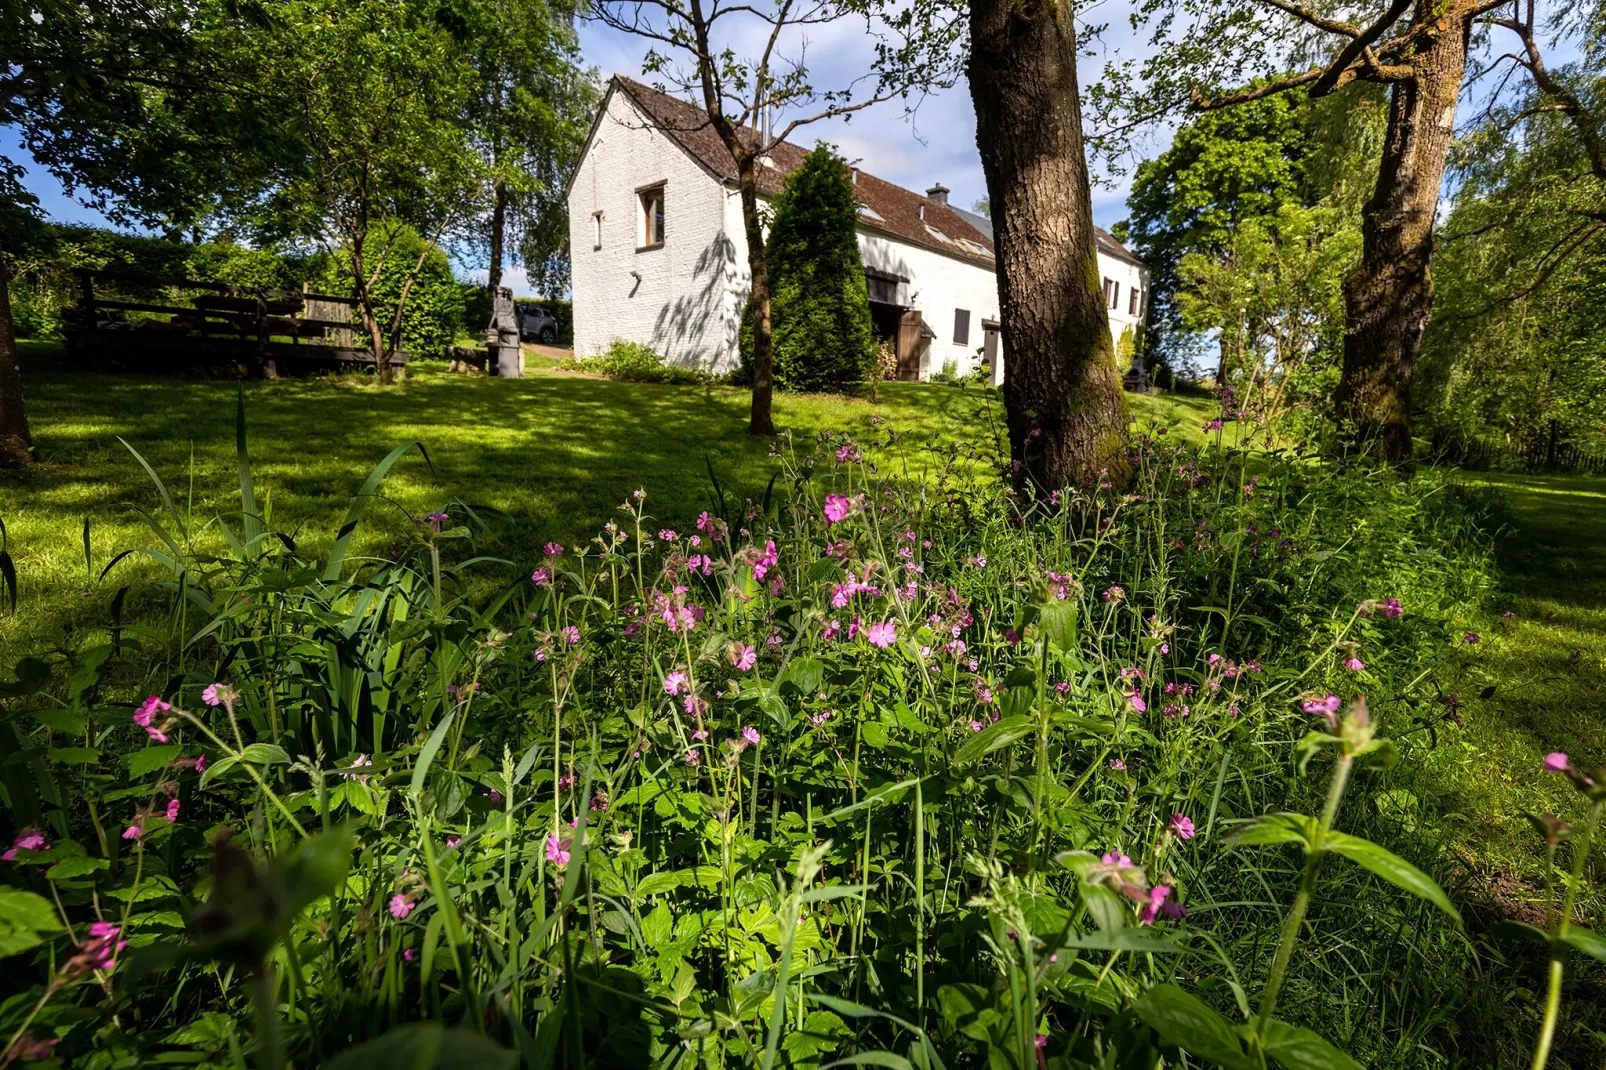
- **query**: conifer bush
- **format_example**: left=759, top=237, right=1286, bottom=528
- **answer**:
left=740, top=144, right=877, bottom=392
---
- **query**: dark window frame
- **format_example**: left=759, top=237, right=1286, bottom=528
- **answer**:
left=953, top=308, right=971, bottom=346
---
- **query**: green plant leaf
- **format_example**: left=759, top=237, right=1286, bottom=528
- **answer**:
left=411, top=710, right=457, bottom=797
left=1039, top=599, right=1078, bottom=653
left=1058, top=929, right=1181, bottom=953
left=238, top=743, right=290, bottom=766
left=322, top=1023, right=516, bottom=1070
left=324, top=441, right=430, bottom=581
left=953, top=715, right=1033, bottom=765
left=127, top=744, right=184, bottom=778
left=1261, top=1020, right=1363, bottom=1070
left=1322, top=830, right=1461, bottom=922
left=1560, top=926, right=1606, bottom=963
left=1132, top=984, right=1254, bottom=1069
left=1227, top=813, right=1316, bottom=850
left=0, top=657, right=51, bottom=697
left=0, top=886, right=64, bottom=959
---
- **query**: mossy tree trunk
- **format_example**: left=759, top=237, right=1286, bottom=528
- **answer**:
left=967, top=0, right=1129, bottom=493
left=0, top=243, right=35, bottom=466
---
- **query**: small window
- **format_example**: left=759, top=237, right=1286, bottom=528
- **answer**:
left=1110, top=280, right=1120, bottom=310
left=953, top=308, right=971, bottom=346
left=592, top=211, right=603, bottom=250
left=1102, top=278, right=1113, bottom=307
left=1129, top=286, right=1139, bottom=316
left=637, top=185, right=665, bottom=248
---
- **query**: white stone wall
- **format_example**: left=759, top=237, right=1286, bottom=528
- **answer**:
left=568, top=89, right=742, bottom=370
left=858, top=228, right=1000, bottom=380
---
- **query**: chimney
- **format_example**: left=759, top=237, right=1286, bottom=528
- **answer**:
left=926, top=183, right=950, bottom=205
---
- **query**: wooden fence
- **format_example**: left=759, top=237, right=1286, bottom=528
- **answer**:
left=1429, top=425, right=1606, bottom=476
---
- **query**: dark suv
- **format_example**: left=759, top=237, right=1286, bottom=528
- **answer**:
left=517, top=305, right=559, bottom=344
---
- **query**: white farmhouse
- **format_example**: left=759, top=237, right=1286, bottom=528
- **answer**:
left=567, top=77, right=1150, bottom=385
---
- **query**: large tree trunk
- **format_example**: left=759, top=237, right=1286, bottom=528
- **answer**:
left=968, top=0, right=1128, bottom=493
left=1336, top=2, right=1470, bottom=462
left=0, top=248, right=34, bottom=466
left=738, top=161, right=776, bottom=436
left=489, top=181, right=506, bottom=292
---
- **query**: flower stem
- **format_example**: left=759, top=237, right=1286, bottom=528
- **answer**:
left=1531, top=799, right=1601, bottom=1070
left=1255, top=752, right=1352, bottom=1039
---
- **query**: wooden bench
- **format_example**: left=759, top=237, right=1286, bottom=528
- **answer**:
left=62, top=270, right=410, bottom=378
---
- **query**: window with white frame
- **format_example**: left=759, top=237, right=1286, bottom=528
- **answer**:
left=637, top=184, right=665, bottom=248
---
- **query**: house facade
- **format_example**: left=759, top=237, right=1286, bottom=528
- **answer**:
left=567, top=77, right=1149, bottom=385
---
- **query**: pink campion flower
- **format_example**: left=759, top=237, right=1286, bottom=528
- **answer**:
left=133, top=695, right=170, bottom=727
left=969, top=720, right=985, bottom=732
left=1101, top=852, right=1133, bottom=867
left=730, top=645, right=757, bottom=671
left=1159, top=642, right=1170, bottom=655
left=972, top=554, right=987, bottom=569
left=1108, top=758, right=1126, bottom=771
left=165, top=799, right=181, bottom=823
left=849, top=617, right=863, bottom=641
left=1544, top=752, right=1570, bottom=772
left=1203, top=418, right=1224, bottom=432
left=2, top=829, right=49, bottom=861
left=1102, top=585, right=1125, bottom=603
left=1343, top=657, right=1364, bottom=671
left=823, top=619, right=842, bottom=641
left=682, top=694, right=707, bottom=716
left=122, top=824, right=143, bottom=840
left=1302, top=694, right=1342, bottom=717
left=6, top=1032, right=60, bottom=1062
left=545, top=834, right=571, bottom=867
left=1464, top=632, right=1482, bottom=644
left=1035, top=1034, right=1049, bottom=1051
left=530, top=567, right=553, bottom=587
left=194, top=753, right=208, bottom=774
left=1054, top=681, right=1071, bottom=696
left=866, top=620, right=897, bottom=649
left=1169, top=814, right=1196, bottom=840
left=823, top=494, right=852, bottom=525
left=1383, top=598, right=1403, bottom=618
left=664, top=671, right=689, bottom=696
left=201, top=683, right=223, bottom=707
left=684, top=748, right=701, bottom=766
left=561, top=625, right=580, bottom=645
left=1503, top=610, right=1517, bottom=620
left=752, top=540, right=778, bottom=581
left=445, top=836, right=461, bottom=850
left=403, top=948, right=416, bottom=962
left=836, top=443, right=862, bottom=464
left=544, top=542, right=565, bottom=557
left=1160, top=899, right=1188, bottom=921
left=76, top=921, right=127, bottom=973
left=1127, top=690, right=1147, bottom=713
left=658, top=529, right=677, bottom=542
left=692, top=729, right=708, bottom=741
left=742, top=726, right=762, bottom=747
left=389, top=894, right=414, bottom=920
left=1138, top=885, right=1173, bottom=926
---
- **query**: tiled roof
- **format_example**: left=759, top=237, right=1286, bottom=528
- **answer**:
left=612, top=77, right=1008, bottom=269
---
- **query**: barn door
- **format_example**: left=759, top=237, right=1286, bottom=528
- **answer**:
left=895, top=310, right=927, bottom=381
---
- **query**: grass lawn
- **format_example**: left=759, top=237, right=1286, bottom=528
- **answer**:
left=0, top=340, right=1217, bottom=663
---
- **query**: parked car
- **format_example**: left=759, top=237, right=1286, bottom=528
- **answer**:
left=517, top=304, right=559, bottom=344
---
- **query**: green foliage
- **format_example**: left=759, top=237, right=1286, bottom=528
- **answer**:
left=740, top=144, right=877, bottom=393
left=320, top=225, right=461, bottom=359
left=576, top=340, right=707, bottom=383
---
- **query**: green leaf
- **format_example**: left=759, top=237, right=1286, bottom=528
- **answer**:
left=1132, top=984, right=1254, bottom=1069
left=29, top=708, right=87, bottom=734
left=238, top=743, right=291, bottom=766
left=1322, top=830, right=1461, bottom=922
left=324, top=441, right=431, bottom=581
left=1560, top=926, right=1606, bottom=963
left=1261, top=1020, right=1364, bottom=1070
left=0, top=657, right=51, bottom=697
left=199, top=755, right=241, bottom=788
left=412, top=710, right=457, bottom=797
left=46, top=855, right=110, bottom=881
left=322, top=1023, right=516, bottom=1070
left=953, top=715, right=1033, bottom=765
left=47, top=747, right=102, bottom=765
left=1039, top=599, right=1078, bottom=653
left=1058, top=929, right=1181, bottom=953
left=127, top=744, right=184, bottom=778
left=1227, top=813, right=1317, bottom=850
left=0, top=886, right=63, bottom=960
left=785, top=657, right=824, bottom=695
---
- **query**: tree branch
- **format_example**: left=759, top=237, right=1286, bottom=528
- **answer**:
left=1310, top=0, right=1414, bottom=97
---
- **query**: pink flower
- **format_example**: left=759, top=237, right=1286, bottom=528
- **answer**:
left=1101, top=852, right=1133, bottom=866
left=865, top=620, right=897, bottom=649
left=682, top=694, right=706, bottom=716
left=1544, top=752, right=1570, bottom=772
left=1302, top=694, right=1342, bottom=716
left=1108, top=758, right=1126, bottom=771
left=1035, top=1034, right=1049, bottom=1051
left=1464, top=632, right=1481, bottom=644
left=545, top=834, right=571, bottom=867
left=969, top=720, right=985, bottom=732
left=6, top=1032, right=60, bottom=1062
left=1138, top=884, right=1173, bottom=926
left=730, top=645, right=757, bottom=671
left=561, top=625, right=580, bottom=645
left=684, top=748, right=701, bottom=766
left=836, top=443, right=861, bottom=463
left=1343, top=657, right=1364, bottom=671
left=823, top=494, right=852, bottom=525
left=201, top=683, right=224, bottom=706
left=1502, top=609, right=1517, bottom=620
left=823, top=619, right=842, bottom=641
left=133, top=695, right=169, bottom=726
left=544, top=542, right=565, bottom=557
left=1127, top=690, right=1147, bottom=713
left=530, top=567, right=552, bottom=587
left=77, top=921, right=126, bottom=972
left=194, top=753, right=208, bottom=774
left=121, top=824, right=143, bottom=840
left=403, top=948, right=416, bottom=962
left=445, top=836, right=461, bottom=850
left=389, top=894, right=414, bottom=919
left=1383, top=598, right=1403, bottom=618
left=1169, top=814, right=1195, bottom=840
left=166, top=799, right=181, bottom=823
left=488, top=788, right=503, bottom=804
left=1102, top=585, right=1125, bottom=603
left=664, top=671, right=689, bottom=696
left=742, top=726, right=762, bottom=747
left=752, top=540, right=778, bottom=581
left=658, top=529, right=677, bottom=542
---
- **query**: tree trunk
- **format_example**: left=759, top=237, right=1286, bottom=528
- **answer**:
left=489, top=182, right=506, bottom=292
left=738, top=161, right=776, bottom=436
left=0, top=248, right=34, bottom=466
left=0, top=250, right=34, bottom=465
left=968, top=0, right=1129, bottom=493
left=349, top=232, right=392, bottom=386
left=1336, top=1, right=1470, bottom=463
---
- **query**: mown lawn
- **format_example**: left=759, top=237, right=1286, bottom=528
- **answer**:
left=0, top=340, right=1217, bottom=662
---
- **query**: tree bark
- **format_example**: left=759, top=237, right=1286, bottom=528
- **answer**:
left=350, top=234, right=393, bottom=386
left=968, top=0, right=1129, bottom=493
left=489, top=181, right=507, bottom=292
left=0, top=246, right=35, bottom=466
left=738, top=160, right=776, bottom=436
left=1336, top=1, right=1470, bottom=462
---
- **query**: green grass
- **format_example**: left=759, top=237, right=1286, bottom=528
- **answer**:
left=0, top=340, right=1216, bottom=663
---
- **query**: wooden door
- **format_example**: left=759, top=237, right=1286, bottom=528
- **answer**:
left=895, top=310, right=927, bottom=381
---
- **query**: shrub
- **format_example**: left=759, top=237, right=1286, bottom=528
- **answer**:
left=0, top=399, right=1528, bottom=1067
left=739, top=143, right=877, bottom=392
left=574, top=339, right=707, bottom=384
left=319, top=223, right=462, bottom=360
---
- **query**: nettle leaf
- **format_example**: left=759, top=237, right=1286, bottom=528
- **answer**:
left=953, top=715, right=1033, bottom=765
left=0, top=886, right=64, bottom=959
left=48, top=747, right=102, bottom=765
left=1132, top=984, right=1254, bottom=1069
left=46, top=855, right=109, bottom=881
left=1322, top=831, right=1461, bottom=922
left=785, top=657, right=824, bottom=695
left=127, top=744, right=184, bottom=778
left=1039, top=599, right=1078, bottom=653
left=30, top=708, right=88, bottom=734
left=1227, top=814, right=1316, bottom=850
left=1560, top=926, right=1606, bottom=963
left=1261, top=1020, right=1364, bottom=1070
